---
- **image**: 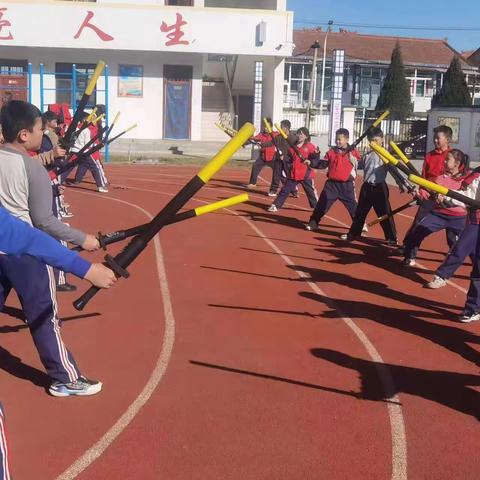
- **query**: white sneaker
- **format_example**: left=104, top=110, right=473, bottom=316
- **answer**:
left=97, top=187, right=109, bottom=193
left=268, top=204, right=278, bottom=212
left=425, top=275, right=447, bottom=289
left=459, top=312, right=480, bottom=323
left=267, top=191, right=277, bottom=197
left=402, top=258, right=416, bottom=267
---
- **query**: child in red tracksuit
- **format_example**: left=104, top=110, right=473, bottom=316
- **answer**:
left=268, top=127, right=319, bottom=211
left=246, top=118, right=278, bottom=190
left=306, top=128, right=361, bottom=231
left=403, top=149, right=468, bottom=267
left=403, top=125, right=453, bottom=245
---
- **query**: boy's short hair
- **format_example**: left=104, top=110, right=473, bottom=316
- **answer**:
left=42, top=111, right=58, bottom=123
left=367, top=126, right=384, bottom=141
left=336, top=128, right=349, bottom=138
left=1, top=100, right=41, bottom=143
left=95, top=104, right=106, bottom=116
left=280, top=119, right=291, bottom=130
left=434, top=125, right=453, bottom=140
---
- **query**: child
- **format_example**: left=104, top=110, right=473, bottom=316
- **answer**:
left=0, top=100, right=102, bottom=396
left=245, top=118, right=278, bottom=193
left=403, top=125, right=453, bottom=245
left=0, top=206, right=117, bottom=480
left=431, top=167, right=480, bottom=322
left=72, top=112, right=109, bottom=193
left=341, top=127, right=401, bottom=244
left=306, top=128, right=361, bottom=231
left=426, top=168, right=478, bottom=289
left=402, top=149, right=469, bottom=267
left=267, top=127, right=319, bottom=212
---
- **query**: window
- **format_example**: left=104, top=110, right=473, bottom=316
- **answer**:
left=55, top=63, right=97, bottom=107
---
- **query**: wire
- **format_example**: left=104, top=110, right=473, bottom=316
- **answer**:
left=294, top=19, right=480, bottom=32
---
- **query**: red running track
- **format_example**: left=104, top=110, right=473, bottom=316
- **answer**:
left=0, top=164, right=479, bottom=480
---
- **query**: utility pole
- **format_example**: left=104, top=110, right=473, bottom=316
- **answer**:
left=305, top=40, right=321, bottom=130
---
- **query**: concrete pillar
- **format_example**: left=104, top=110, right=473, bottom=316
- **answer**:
left=262, top=56, right=285, bottom=122
left=342, top=107, right=356, bottom=137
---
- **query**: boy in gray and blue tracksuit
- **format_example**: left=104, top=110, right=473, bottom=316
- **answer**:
left=0, top=100, right=103, bottom=397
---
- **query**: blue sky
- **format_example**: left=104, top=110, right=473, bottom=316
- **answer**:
left=287, top=0, right=480, bottom=52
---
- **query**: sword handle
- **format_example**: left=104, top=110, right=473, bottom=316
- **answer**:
left=73, top=286, right=100, bottom=311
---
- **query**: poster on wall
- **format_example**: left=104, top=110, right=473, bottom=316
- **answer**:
left=118, top=65, right=143, bottom=98
left=438, top=116, right=460, bottom=143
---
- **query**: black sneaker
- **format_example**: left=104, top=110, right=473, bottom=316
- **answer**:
left=306, top=220, right=319, bottom=231
left=56, top=283, right=77, bottom=292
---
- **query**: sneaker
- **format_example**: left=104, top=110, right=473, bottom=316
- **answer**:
left=459, top=312, right=480, bottom=323
left=402, top=258, right=416, bottom=267
left=306, top=220, right=319, bottom=231
left=59, top=210, right=74, bottom=218
left=340, top=233, right=358, bottom=241
left=425, top=275, right=447, bottom=289
left=97, top=187, right=109, bottom=193
left=56, top=283, right=77, bottom=293
left=267, top=191, right=277, bottom=197
left=385, top=240, right=399, bottom=247
left=267, top=204, right=278, bottom=212
left=290, top=191, right=299, bottom=198
left=245, top=183, right=256, bottom=189
left=49, top=376, right=102, bottom=397
left=362, top=224, right=369, bottom=233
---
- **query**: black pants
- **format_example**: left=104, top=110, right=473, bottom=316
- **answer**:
left=248, top=156, right=273, bottom=186
left=270, top=158, right=288, bottom=193
left=274, top=178, right=317, bottom=209
left=349, top=183, right=396, bottom=241
left=310, top=180, right=357, bottom=224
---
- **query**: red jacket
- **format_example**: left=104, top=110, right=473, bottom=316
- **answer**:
left=288, top=142, right=318, bottom=181
left=88, top=124, right=101, bottom=161
left=324, top=147, right=361, bottom=182
left=422, top=148, right=452, bottom=181
left=253, top=132, right=277, bottom=162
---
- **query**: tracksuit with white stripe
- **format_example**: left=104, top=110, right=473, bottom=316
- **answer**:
left=0, top=145, right=89, bottom=386
left=72, top=125, right=108, bottom=188
left=447, top=171, right=480, bottom=315
left=0, top=206, right=94, bottom=480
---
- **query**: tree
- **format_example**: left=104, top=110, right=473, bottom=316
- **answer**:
left=375, top=42, right=413, bottom=120
left=432, top=55, right=472, bottom=106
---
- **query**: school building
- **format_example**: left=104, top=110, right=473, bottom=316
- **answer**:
left=0, top=0, right=293, bottom=143
left=285, top=29, right=480, bottom=134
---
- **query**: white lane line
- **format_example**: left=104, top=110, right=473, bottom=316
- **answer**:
left=56, top=192, right=176, bottom=480
left=109, top=176, right=408, bottom=480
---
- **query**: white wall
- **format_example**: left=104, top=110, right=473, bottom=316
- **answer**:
left=0, top=46, right=205, bottom=140
left=2, top=2, right=293, bottom=57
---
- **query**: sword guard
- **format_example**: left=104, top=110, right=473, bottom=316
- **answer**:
left=98, top=231, right=107, bottom=250
left=105, top=254, right=130, bottom=279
